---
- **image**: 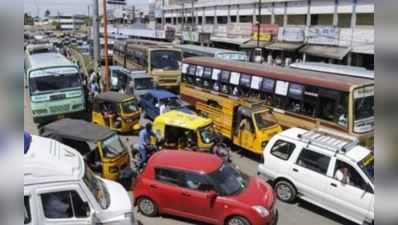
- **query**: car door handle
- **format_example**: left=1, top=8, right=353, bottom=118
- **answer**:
left=149, top=184, right=158, bottom=189
left=181, top=192, right=191, bottom=197
left=330, top=183, right=337, bottom=187
left=292, top=168, right=299, bottom=172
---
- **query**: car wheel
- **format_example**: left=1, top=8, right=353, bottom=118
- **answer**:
left=227, top=216, right=251, bottom=225
left=137, top=197, right=158, bottom=217
left=275, top=180, right=296, bottom=203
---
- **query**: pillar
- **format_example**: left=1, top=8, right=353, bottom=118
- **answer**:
left=237, top=5, right=240, bottom=23
left=271, top=2, right=275, bottom=24
left=283, top=2, right=288, bottom=27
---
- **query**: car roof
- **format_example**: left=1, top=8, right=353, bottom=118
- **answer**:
left=154, top=110, right=212, bottom=130
left=148, top=89, right=176, bottom=99
left=95, top=91, right=134, bottom=103
left=41, top=118, right=115, bottom=143
left=24, top=135, right=84, bottom=186
left=277, top=127, right=371, bottom=163
left=149, top=150, right=223, bottom=174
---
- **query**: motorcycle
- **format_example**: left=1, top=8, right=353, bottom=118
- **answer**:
left=211, top=135, right=232, bottom=163
left=131, top=144, right=160, bottom=172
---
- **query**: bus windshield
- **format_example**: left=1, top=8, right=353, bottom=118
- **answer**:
left=151, top=50, right=181, bottom=71
left=353, top=86, right=374, bottom=133
left=253, top=111, right=278, bottom=130
left=30, top=73, right=81, bottom=94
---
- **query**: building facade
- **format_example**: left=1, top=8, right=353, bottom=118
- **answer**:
left=48, top=15, right=85, bottom=30
left=154, top=0, right=374, bottom=69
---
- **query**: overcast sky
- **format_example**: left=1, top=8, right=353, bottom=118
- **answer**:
left=24, top=0, right=151, bottom=17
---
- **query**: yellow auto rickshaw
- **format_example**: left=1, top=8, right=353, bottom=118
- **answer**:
left=92, top=91, right=141, bottom=133
left=41, top=118, right=131, bottom=182
left=152, top=110, right=216, bottom=151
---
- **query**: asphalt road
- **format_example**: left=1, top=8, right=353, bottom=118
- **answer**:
left=24, top=90, right=355, bottom=225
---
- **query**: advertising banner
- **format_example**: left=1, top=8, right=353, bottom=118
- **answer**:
left=278, top=27, right=305, bottom=42
left=251, top=24, right=279, bottom=42
left=307, top=26, right=340, bottom=45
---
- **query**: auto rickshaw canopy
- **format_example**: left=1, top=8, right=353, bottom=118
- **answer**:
left=41, top=118, right=115, bottom=143
left=154, top=110, right=213, bottom=131
left=94, top=91, right=135, bottom=104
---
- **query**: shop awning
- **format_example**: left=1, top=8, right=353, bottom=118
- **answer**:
left=240, top=40, right=271, bottom=49
left=265, top=42, right=304, bottom=52
left=210, top=36, right=251, bottom=46
left=299, top=45, right=351, bottom=60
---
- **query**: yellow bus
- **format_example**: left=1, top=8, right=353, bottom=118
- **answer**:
left=181, top=57, right=374, bottom=149
left=113, top=39, right=182, bottom=90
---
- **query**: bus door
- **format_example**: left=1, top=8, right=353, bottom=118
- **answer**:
left=234, top=107, right=255, bottom=151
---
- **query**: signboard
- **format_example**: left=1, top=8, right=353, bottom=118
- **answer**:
left=307, top=26, right=340, bottom=45
left=230, top=72, right=240, bottom=85
left=107, top=0, right=126, bottom=5
left=182, top=31, right=199, bottom=42
left=251, top=24, right=279, bottom=42
left=275, top=80, right=289, bottom=96
left=279, top=27, right=305, bottom=42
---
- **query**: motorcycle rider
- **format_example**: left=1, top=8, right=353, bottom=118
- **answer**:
left=137, top=123, right=157, bottom=169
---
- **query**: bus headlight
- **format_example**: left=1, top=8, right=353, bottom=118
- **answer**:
left=252, top=205, right=269, bottom=218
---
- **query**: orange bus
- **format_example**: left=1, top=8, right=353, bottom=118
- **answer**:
left=180, top=57, right=374, bottom=148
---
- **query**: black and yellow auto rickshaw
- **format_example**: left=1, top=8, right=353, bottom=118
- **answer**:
left=40, top=118, right=132, bottom=182
left=92, top=92, right=141, bottom=133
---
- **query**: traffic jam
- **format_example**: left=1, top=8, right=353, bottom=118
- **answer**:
left=24, top=28, right=374, bottom=225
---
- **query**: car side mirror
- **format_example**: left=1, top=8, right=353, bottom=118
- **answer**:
left=206, top=190, right=218, bottom=200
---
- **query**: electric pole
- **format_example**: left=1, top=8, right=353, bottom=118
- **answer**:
left=257, top=0, right=262, bottom=49
left=93, top=0, right=100, bottom=73
left=162, top=0, right=165, bottom=30
left=102, top=0, right=110, bottom=91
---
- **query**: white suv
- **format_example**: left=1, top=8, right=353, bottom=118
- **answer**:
left=257, top=128, right=374, bottom=225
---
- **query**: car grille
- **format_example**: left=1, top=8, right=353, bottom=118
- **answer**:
left=49, top=105, right=70, bottom=113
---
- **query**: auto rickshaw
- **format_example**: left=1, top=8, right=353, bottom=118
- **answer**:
left=92, top=92, right=141, bottom=133
left=40, top=118, right=131, bottom=182
left=152, top=110, right=216, bottom=151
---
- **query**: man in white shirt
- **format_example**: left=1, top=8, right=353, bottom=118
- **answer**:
left=335, top=166, right=351, bottom=185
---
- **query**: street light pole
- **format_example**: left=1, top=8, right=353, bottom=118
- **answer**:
left=102, top=0, right=110, bottom=91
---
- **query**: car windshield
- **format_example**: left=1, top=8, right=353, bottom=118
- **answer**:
left=199, top=125, right=215, bottom=144
left=358, top=153, right=374, bottom=183
left=83, top=165, right=110, bottom=209
left=209, top=164, right=249, bottom=196
left=121, top=100, right=139, bottom=114
left=30, top=73, right=81, bottom=94
left=160, top=97, right=181, bottom=109
left=253, top=111, right=278, bottom=129
left=151, top=50, right=181, bottom=70
left=135, top=78, right=154, bottom=90
left=101, top=135, right=125, bottom=158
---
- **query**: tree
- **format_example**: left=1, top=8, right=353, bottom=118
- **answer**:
left=45, top=9, right=51, bottom=18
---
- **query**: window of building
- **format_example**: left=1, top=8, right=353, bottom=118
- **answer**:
left=155, top=168, right=182, bottom=186
left=338, top=14, right=352, bottom=28
left=270, top=140, right=296, bottom=160
left=41, top=191, right=89, bottom=219
left=257, top=15, right=271, bottom=24
left=24, top=196, right=31, bottom=224
left=311, top=14, right=333, bottom=25
left=240, top=15, right=252, bottom=23
left=205, top=16, right=214, bottom=24
left=230, top=16, right=237, bottom=23
left=217, top=16, right=228, bottom=24
left=287, top=15, right=307, bottom=25
left=356, top=13, right=374, bottom=26
left=274, top=15, right=284, bottom=26
left=296, top=149, right=331, bottom=175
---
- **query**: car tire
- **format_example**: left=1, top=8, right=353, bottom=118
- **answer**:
left=137, top=197, right=158, bottom=217
left=274, top=180, right=297, bottom=203
left=226, top=216, right=251, bottom=225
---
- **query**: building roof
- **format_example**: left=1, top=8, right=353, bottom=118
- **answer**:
left=183, top=57, right=373, bottom=92
left=41, top=119, right=115, bottom=143
left=24, top=135, right=84, bottom=186
left=149, top=150, right=223, bottom=174
left=154, top=110, right=212, bottom=130
left=148, top=89, right=177, bottom=99
left=95, top=91, right=134, bottom=103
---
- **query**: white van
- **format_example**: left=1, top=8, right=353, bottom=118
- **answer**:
left=24, top=134, right=139, bottom=225
left=258, top=128, right=374, bottom=225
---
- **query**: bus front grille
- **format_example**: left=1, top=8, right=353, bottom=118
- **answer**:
left=49, top=105, right=70, bottom=113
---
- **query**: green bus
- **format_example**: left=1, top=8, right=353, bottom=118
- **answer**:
left=25, top=52, right=86, bottom=125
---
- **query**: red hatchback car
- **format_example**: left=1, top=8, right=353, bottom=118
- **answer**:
left=133, top=150, right=278, bottom=225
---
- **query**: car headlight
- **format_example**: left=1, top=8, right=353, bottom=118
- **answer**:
left=252, top=205, right=269, bottom=218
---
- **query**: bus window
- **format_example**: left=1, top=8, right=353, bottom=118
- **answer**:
left=250, top=76, right=263, bottom=98
left=353, top=86, right=374, bottom=133
left=202, top=67, right=213, bottom=89
left=319, top=88, right=340, bottom=122
left=260, top=78, right=275, bottom=103
left=240, top=74, right=252, bottom=97
left=186, top=65, right=196, bottom=84
left=211, top=69, right=221, bottom=92
left=150, top=50, right=181, bottom=71
left=195, top=66, right=204, bottom=86
left=287, top=83, right=304, bottom=113
left=220, top=71, right=231, bottom=94
left=337, top=93, right=349, bottom=128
